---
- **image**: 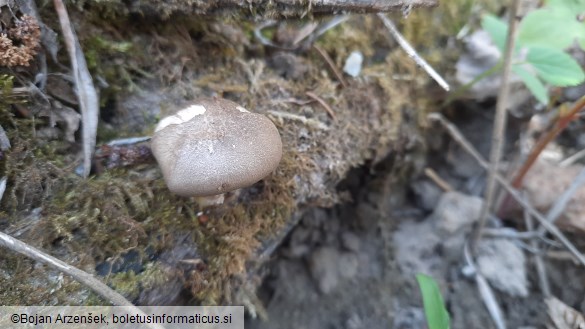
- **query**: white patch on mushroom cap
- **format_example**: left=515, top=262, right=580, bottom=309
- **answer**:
left=236, top=106, right=250, bottom=113
left=154, top=105, right=207, bottom=132
left=154, top=116, right=182, bottom=132
left=178, top=105, right=207, bottom=120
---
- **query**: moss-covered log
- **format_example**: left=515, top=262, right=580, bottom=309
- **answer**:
left=0, top=0, right=488, bottom=307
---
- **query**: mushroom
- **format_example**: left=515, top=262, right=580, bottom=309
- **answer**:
left=150, top=97, right=282, bottom=206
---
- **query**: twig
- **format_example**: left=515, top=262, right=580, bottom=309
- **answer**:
left=441, top=62, right=502, bottom=108
left=560, top=148, right=585, bottom=167
left=463, top=243, right=507, bottom=329
left=377, top=13, right=450, bottom=91
left=107, top=136, right=151, bottom=146
left=305, top=91, right=337, bottom=121
left=473, top=0, right=521, bottom=252
left=0, top=231, right=130, bottom=305
left=546, top=250, right=579, bottom=263
left=429, top=113, right=585, bottom=267
left=255, top=16, right=349, bottom=51
left=292, top=22, right=319, bottom=45
left=53, top=0, right=99, bottom=178
left=270, top=98, right=314, bottom=106
left=0, top=231, right=165, bottom=329
left=312, top=45, right=348, bottom=88
left=302, top=16, right=349, bottom=47
left=0, top=177, right=6, bottom=203
left=524, top=201, right=551, bottom=297
left=482, top=228, right=541, bottom=240
left=423, top=167, right=453, bottom=191
left=236, top=58, right=264, bottom=94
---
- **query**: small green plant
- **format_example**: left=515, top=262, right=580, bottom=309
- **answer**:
left=482, top=0, right=585, bottom=104
left=416, top=274, right=450, bottom=329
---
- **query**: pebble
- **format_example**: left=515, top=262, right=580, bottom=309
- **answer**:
left=431, top=191, right=483, bottom=235
left=476, top=238, right=528, bottom=297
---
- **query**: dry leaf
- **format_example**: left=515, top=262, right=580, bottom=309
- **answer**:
left=546, top=296, right=585, bottom=329
left=522, top=160, right=585, bottom=232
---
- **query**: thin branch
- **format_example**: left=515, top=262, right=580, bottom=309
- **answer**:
left=312, top=45, right=348, bottom=88
left=0, top=231, right=130, bottom=305
left=305, top=91, right=337, bottom=121
left=473, top=0, right=521, bottom=251
left=423, top=167, right=454, bottom=192
left=463, top=243, right=507, bottom=329
left=0, top=231, right=165, bottom=329
left=429, top=113, right=585, bottom=267
left=560, top=147, right=585, bottom=167
left=377, top=13, right=450, bottom=91
left=0, top=177, right=6, bottom=202
left=524, top=202, right=551, bottom=297
left=481, top=228, right=541, bottom=240
left=53, top=0, right=99, bottom=178
left=302, top=16, right=349, bottom=47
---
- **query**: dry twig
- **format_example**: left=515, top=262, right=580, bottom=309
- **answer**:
left=423, top=167, right=454, bottom=192
left=560, top=148, right=585, bottom=167
left=312, top=45, right=348, bottom=88
left=473, top=0, right=521, bottom=251
left=305, top=91, right=337, bottom=121
left=524, top=204, right=551, bottom=297
left=0, top=232, right=165, bottom=329
left=0, top=231, right=132, bottom=306
left=53, top=0, right=99, bottom=178
left=463, top=243, right=507, bottom=329
left=377, top=13, right=450, bottom=91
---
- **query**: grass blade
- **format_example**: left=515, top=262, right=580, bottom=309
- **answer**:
left=416, top=274, right=450, bottom=329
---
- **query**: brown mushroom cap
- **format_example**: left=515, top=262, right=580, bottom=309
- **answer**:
left=151, top=97, right=283, bottom=197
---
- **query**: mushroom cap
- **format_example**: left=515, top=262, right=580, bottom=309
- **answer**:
left=151, top=97, right=283, bottom=197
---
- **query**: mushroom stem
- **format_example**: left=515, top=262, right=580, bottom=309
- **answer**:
left=194, top=194, right=225, bottom=207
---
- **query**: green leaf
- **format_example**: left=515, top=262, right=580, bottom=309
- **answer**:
left=416, top=274, right=450, bottom=329
left=481, top=14, right=508, bottom=52
left=527, top=47, right=585, bottom=86
left=546, top=0, right=585, bottom=14
left=518, top=8, right=585, bottom=50
left=512, top=65, right=549, bottom=104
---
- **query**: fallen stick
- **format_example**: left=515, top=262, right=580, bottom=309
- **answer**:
left=53, top=0, right=99, bottom=178
left=0, top=231, right=166, bottom=329
left=377, top=13, right=450, bottom=91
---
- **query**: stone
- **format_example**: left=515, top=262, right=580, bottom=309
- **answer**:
left=431, top=191, right=483, bottom=235
left=477, top=238, right=528, bottom=297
